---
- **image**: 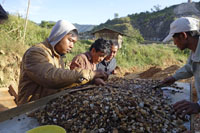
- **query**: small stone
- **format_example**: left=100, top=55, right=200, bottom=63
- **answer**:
left=139, top=102, right=144, bottom=108
left=0, top=50, right=5, bottom=55
left=98, top=128, right=105, bottom=133
left=32, top=79, right=187, bottom=132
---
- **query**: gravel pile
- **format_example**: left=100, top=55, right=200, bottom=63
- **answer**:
left=33, top=79, right=187, bottom=133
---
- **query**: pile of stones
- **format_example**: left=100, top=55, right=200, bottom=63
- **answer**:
left=33, top=78, right=187, bottom=133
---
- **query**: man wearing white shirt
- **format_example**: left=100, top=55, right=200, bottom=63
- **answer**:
left=162, top=17, right=200, bottom=116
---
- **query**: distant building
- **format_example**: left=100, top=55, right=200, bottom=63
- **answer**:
left=188, top=0, right=192, bottom=3
left=92, top=28, right=125, bottom=48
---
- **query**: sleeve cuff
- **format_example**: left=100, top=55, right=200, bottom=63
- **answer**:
left=172, top=74, right=179, bottom=81
left=197, top=100, right=200, bottom=106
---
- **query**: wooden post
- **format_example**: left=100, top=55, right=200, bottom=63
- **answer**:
left=190, top=80, right=194, bottom=132
left=8, top=85, right=18, bottom=104
left=22, top=0, right=31, bottom=45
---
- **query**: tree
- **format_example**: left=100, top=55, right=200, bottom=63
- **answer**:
left=112, top=23, right=144, bottom=42
left=114, top=13, right=119, bottom=19
left=40, top=21, right=49, bottom=28
left=151, top=4, right=161, bottom=12
left=40, top=21, right=55, bottom=29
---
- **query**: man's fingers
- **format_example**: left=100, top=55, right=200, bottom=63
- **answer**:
left=99, top=79, right=106, bottom=86
left=182, top=108, right=193, bottom=116
left=101, top=81, right=106, bottom=85
left=174, top=102, right=190, bottom=111
left=160, top=79, right=168, bottom=85
left=160, top=80, right=170, bottom=86
left=176, top=105, right=190, bottom=114
left=102, top=72, right=108, bottom=80
left=94, top=78, right=106, bottom=86
left=173, top=100, right=188, bottom=108
left=161, top=76, right=176, bottom=86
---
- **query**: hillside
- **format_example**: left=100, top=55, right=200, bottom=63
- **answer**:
left=93, top=2, right=200, bottom=41
left=39, top=21, right=95, bottom=33
left=73, top=23, right=95, bottom=33
left=0, top=14, right=189, bottom=88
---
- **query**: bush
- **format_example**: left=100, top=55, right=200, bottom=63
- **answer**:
left=116, top=38, right=187, bottom=68
left=0, top=14, right=187, bottom=69
left=0, top=15, right=50, bottom=46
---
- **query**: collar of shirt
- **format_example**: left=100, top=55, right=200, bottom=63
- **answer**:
left=85, top=52, right=93, bottom=63
left=44, top=39, right=61, bottom=59
left=85, top=52, right=96, bottom=70
left=103, top=58, right=113, bottom=67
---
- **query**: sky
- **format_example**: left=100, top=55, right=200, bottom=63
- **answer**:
left=1, top=0, right=200, bottom=25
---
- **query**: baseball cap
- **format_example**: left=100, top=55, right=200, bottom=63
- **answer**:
left=163, top=17, right=200, bottom=42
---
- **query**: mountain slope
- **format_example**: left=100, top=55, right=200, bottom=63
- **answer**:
left=93, top=2, right=200, bottom=41
left=73, top=23, right=95, bottom=33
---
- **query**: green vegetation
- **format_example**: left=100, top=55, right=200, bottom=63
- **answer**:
left=40, top=21, right=56, bottom=29
left=115, top=37, right=187, bottom=68
left=93, top=17, right=144, bottom=43
left=0, top=14, right=189, bottom=87
left=0, top=14, right=188, bottom=68
left=0, top=15, right=50, bottom=47
left=93, top=3, right=179, bottom=41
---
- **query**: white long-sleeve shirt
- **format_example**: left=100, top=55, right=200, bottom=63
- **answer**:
left=172, top=37, right=200, bottom=100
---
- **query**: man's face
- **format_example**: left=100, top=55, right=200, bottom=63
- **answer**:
left=91, top=48, right=107, bottom=64
left=106, top=45, right=118, bottom=61
left=173, top=34, right=188, bottom=50
left=55, top=34, right=78, bottom=55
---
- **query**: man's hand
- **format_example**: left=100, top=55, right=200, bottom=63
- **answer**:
left=94, top=78, right=106, bottom=86
left=94, top=70, right=109, bottom=81
left=160, top=76, right=176, bottom=86
left=112, top=70, right=117, bottom=75
left=173, top=100, right=200, bottom=116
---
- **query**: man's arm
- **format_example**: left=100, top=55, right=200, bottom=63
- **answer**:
left=161, top=57, right=193, bottom=86
left=24, top=47, right=95, bottom=89
left=70, top=54, right=86, bottom=70
left=172, top=63, right=193, bottom=80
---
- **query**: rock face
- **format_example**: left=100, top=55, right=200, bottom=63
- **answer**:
left=93, top=2, right=200, bottom=41
left=73, top=24, right=95, bottom=33
left=135, top=2, right=200, bottom=41
left=174, top=3, right=200, bottom=16
left=0, top=52, right=21, bottom=90
left=0, top=52, right=20, bottom=111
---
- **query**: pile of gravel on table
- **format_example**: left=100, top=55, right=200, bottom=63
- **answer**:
left=33, top=79, right=187, bottom=133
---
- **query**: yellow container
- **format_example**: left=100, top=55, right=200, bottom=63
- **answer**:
left=26, top=125, right=66, bottom=133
